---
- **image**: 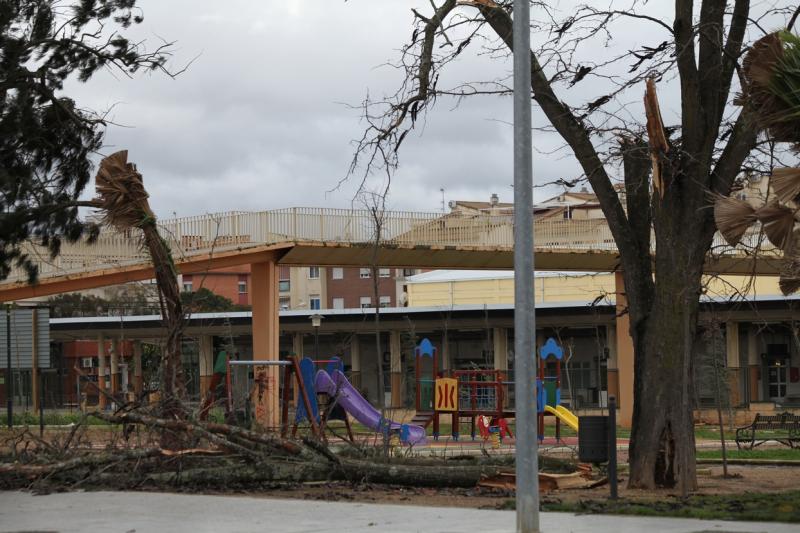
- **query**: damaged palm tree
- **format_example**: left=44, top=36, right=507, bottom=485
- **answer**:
left=714, top=31, right=800, bottom=294
left=91, top=151, right=187, bottom=441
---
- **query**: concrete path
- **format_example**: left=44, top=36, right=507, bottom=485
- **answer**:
left=0, top=490, right=795, bottom=533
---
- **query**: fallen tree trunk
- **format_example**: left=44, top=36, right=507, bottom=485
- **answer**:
left=141, top=459, right=506, bottom=488
left=2, top=449, right=508, bottom=490
left=335, top=458, right=506, bottom=488
left=143, top=460, right=333, bottom=485
left=0, top=448, right=162, bottom=478
left=136, top=458, right=506, bottom=488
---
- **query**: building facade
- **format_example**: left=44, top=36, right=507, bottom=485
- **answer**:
left=37, top=296, right=800, bottom=423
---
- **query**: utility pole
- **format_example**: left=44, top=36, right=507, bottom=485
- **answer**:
left=513, top=0, right=539, bottom=531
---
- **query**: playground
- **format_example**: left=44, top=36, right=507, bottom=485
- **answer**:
left=200, top=336, right=588, bottom=450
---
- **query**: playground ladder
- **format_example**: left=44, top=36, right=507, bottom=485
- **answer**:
left=410, top=411, right=435, bottom=428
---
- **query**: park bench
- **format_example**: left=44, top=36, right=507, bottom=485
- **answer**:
left=735, top=412, right=800, bottom=450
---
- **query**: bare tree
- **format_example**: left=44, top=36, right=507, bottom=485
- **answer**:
left=698, top=319, right=731, bottom=478
left=361, top=190, right=388, bottom=411
left=348, top=1, right=797, bottom=491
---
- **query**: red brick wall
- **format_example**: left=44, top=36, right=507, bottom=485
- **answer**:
left=63, top=339, right=134, bottom=358
left=60, top=340, right=135, bottom=404
left=184, top=265, right=251, bottom=305
left=326, top=267, right=396, bottom=308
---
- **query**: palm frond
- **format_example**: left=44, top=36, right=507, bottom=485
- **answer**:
left=755, top=203, right=797, bottom=249
left=742, top=31, right=800, bottom=144
left=94, top=150, right=154, bottom=230
left=713, top=195, right=757, bottom=246
left=779, top=246, right=800, bottom=295
left=771, top=167, right=800, bottom=204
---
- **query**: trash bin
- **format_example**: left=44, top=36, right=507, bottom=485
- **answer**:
left=578, top=415, right=608, bottom=463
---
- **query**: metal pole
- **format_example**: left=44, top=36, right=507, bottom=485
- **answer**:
left=6, top=304, right=12, bottom=429
left=608, top=396, right=618, bottom=499
left=513, top=1, right=539, bottom=531
left=314, top=327, right=320, bottom=360
left=39, top=371, right=44, bottom=438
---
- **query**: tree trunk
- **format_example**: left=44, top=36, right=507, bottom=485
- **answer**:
left=628, top=280, right=699, bottom=490
left=141, top=225, right=186, bottom=448
left=627, top=181, right=706, bottom=491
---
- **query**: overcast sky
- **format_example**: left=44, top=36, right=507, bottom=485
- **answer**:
left=64, top=0, right=775, bottom=219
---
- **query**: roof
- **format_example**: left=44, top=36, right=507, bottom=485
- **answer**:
left=564, top=192, right=596, bottom=201
left=537, top=191, right=600, bottom=208
left=46, top=294, right=800, bottom=333
left=452, top=200, right=514, bottom=210
left=405, top=270, right=607, bottom=284
left=49, top=300, right=616, bottom=327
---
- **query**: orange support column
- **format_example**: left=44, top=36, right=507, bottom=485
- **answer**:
left=198, top=335, right=214, bottom=396
left=251, top=258, right=280, bottom=430
left=615, top=271, right=634, bottom=428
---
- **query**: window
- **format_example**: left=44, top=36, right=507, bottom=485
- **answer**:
left=81, top=357, right=94, bottom=368
left=309, top=266, right=320, bottom=279
left=279, top=280, right=290, bottom=292
left=332, top=267, right=344, bottom=280
left=238, top=281, right=248, bottom=294
left=562, top=207, right=572, bottom=219
left=182, top=280, right=193, bottom=292
left=379, top=268, right=391, bottom=278
left=379, top=295, right=391, bottom=308
left=279, top=297, right=291, bottom=310
left=402, top=268, right=416, bottom=277
left=309, top=295, right=321, bottom=310
left=359, top=296, right=372, bottom=308
left=359, top=268, right=371, bottom=279
left=332, top=297, right=345, bottom=309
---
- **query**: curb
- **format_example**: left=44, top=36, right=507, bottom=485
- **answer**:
left=697, top=458, right=800, bottom=466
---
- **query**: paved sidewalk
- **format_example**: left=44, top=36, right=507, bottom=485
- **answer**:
left=0, top=490, right=794, bottom=533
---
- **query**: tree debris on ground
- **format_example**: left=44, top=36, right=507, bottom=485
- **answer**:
left=1, top=408, right=578, bottom=493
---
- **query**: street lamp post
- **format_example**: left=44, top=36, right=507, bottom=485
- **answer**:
left=6, top=304, right=12, bottom=429
left=513, top=0, right=539, bottom=531
left=310, top=314, right=323, bottom=359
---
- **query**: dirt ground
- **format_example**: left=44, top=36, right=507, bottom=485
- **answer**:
left=181, top=464, right=800, bottom=511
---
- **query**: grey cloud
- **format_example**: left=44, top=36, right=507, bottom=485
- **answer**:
left=63, top=0, right=720, bottom=218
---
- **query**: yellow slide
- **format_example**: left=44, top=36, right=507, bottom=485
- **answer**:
left=544, top=405, right=579, bottom=431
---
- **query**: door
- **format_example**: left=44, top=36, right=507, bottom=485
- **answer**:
left=766, top=357, right=787, bottom=400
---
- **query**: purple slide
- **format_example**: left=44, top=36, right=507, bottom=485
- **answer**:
left=315, top=369, right=427, bottom=446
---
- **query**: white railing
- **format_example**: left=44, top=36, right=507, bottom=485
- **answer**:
left=3, top=207, right=766, bottom=284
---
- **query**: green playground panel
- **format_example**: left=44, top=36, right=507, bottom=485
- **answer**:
left=419, top=381, right=434, bottom=410
left=544, top=380, right=558, bottom=407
